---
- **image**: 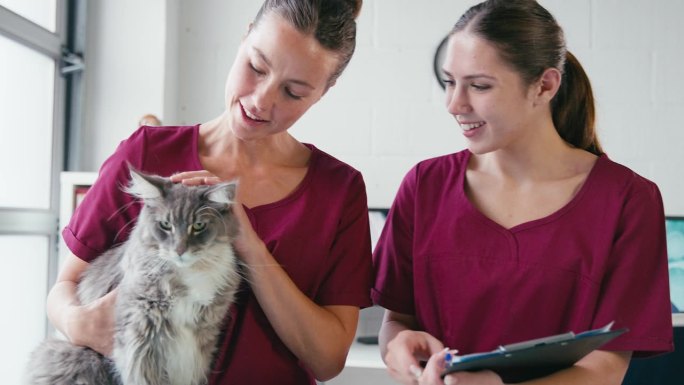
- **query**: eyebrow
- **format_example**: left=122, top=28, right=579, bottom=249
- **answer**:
left=253, top=47, right=315, bottom=90
left=441, top=68, right=497, bottom=81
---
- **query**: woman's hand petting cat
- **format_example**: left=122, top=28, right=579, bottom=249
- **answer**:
left=170, top=170, right=269, bottom=266
left=66, top=289, right=118, bottom=356
left=170, top=170, right=221, bottom=186
left=230, top=202, right=270, bottom=266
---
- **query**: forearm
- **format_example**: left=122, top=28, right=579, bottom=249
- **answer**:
left=379, top=317, right=411, bottom=361
left=379, top=311, right=420, bottom=362
left=246, top=248, right=358, bottom=381
left=46, top=280, right=80, bottom=341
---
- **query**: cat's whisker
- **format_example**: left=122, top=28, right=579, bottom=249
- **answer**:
left=113, top=216, right=140, bottom=243
left=108, top=200, right=139, bottom=221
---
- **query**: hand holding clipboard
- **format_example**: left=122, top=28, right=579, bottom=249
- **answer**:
left=442, top=322, right=628, bottom=383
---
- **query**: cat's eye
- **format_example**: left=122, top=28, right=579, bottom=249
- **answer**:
left=159, top=221, right=172, bottom=231
left=192, top=222, right=206, bottom=233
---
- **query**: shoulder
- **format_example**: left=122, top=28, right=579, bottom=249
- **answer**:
left=308, top=144, right=364, bottom=185
left=414, top=150, right=468, bottom=173
left=402, top=150, right=469, bottom=187
left=113, top=125, right=200, bottom=175
left=593, top=154, right=661, bottom=201
left=124, top=125, right=198, bottom=151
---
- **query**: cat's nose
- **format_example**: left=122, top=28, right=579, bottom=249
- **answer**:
left=176, top=245, right=187, bottom=256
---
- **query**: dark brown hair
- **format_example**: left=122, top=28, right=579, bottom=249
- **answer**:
left=253, top=0, right=362, bottom=86
left=451, top=0, right=602, bottom=155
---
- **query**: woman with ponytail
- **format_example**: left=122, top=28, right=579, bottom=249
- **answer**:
left=49, top=1, right=370, bottom=384
left=373, top=1, right=673, bottom=384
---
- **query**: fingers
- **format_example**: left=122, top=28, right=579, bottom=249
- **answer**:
left=447, top=370, right=503, bottom=385
left=421, top=348, right=449, bottom=384
left=385, top=331, right=445, bottom=385
left=170, top=170, right=221, bottom=186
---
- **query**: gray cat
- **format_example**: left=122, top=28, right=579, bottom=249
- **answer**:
left=26, top=169, right=242, bottom=385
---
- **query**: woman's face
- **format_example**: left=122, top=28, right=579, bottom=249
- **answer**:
left=442, top=32, right=542, bottom=155
left=224, top=12, right=339, bottom=141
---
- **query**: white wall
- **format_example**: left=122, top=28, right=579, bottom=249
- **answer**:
left=81, top=0, right=684, bottom=214
left=81, top=0, right=174, bottom=169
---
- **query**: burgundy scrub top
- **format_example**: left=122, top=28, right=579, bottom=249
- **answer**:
left=373, top=150, right=673, bottom=357
left=64, top=125, right=373, bottom=384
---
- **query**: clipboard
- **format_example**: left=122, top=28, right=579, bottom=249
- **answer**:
left=442, top=323, right=628, bottom=383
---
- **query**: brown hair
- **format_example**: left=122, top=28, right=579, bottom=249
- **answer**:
left=253, top=0, right=362, bottom=86
left=451, top=0, right=602, bottom=155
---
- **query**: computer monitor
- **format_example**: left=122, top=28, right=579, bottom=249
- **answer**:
left=666, top=216, right=684, bottom=326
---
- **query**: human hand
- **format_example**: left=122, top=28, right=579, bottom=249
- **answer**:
left=440, top=370, right=503, bottom=385
left=170, top=170, right=221, bottom=186
left=423, top=350, right=504, bottom=385
left=229, top=202, right=269, bottom=266
left=64, top=289, right=118, bottom=356
left=384, top=330, right=445, bottom=384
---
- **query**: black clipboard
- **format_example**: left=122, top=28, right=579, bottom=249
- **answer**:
left=442, top=323, right=628, bottom=383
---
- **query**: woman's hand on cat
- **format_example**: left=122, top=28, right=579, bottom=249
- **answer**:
left=66, top=288, right=118, bottom=356
left=230, top=203, right=270, bottom=266
left=171, top=170, right=269, bottom=265
left=170, top=170, right=221, bottom=186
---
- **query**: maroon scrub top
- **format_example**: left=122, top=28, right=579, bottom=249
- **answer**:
left=63, top=125, right=373, bottom=384
left=373, top=150, right=673, bottom=358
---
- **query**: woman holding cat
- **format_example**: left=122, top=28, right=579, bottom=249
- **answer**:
left=373, top=1, right=673, bottom=384
left=48, top=1, right=370, bottom=384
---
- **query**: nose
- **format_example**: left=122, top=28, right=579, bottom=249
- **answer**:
left=446, top=86, right=472, bottom=115
left=252, top=81, right=277, bottom=112
left=175, top=241, right=187, bottom=257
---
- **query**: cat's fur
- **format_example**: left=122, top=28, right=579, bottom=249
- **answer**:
left=26, top=169, right=242, bottom=385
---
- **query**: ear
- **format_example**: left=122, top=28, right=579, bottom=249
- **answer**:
left=533, top=68, right=562, bottom=105
left=206, top=180, right=238, bottom=205
left=242, top=22, right=254, bottom=40
left=321, top=79, right=337, bottom=97
left=125, top=166, right=165, bottom=200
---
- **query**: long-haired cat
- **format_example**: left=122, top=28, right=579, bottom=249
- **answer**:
left=26, top=168, right=242, bottom=385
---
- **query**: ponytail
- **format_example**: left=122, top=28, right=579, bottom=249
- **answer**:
left=552, top=52, right=602, bottom=155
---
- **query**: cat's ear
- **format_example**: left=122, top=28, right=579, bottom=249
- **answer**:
left=126, top=166, right=167, bottom=201
left=206, top=181, right=237, bottom=205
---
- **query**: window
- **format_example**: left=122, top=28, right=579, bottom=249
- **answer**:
left=0, top=1, right=76, bottom=382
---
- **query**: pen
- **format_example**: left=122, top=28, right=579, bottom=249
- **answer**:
left=444, top=349, right=460, bottom=365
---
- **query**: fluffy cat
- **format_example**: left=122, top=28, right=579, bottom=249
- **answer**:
left=26, top=169, right=242, bottom=385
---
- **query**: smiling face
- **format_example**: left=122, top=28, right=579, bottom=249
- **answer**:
left=223, top=12, right=339, bottom=141
left=442, top=32, right=544, bottom=155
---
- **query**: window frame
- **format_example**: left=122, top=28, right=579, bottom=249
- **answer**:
left=0, top=0, right=76, bottom=337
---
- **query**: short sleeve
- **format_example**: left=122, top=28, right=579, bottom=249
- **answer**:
left=372, top=166, right=417, bottom=314
left=594, top=178, right=673, bottom=356
left=315, top=172, right=373, bottom=308
left=61, top=129, right=147, bottom=262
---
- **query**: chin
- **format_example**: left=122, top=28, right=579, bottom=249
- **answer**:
left=467, top=142, right=498, bottom=155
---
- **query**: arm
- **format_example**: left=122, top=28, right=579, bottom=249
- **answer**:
left=46, top=252, right=117, bottom=356
left=231, top=203, right=358, bottom=381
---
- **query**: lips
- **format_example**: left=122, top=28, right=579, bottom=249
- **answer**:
left=240, top=102, right=269, bottom=123
left=459, top=121, right=485, bottom=131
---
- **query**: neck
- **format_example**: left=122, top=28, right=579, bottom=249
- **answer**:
left=471, top=120, right=590, bottom=182
left=198, top=113, right=308, bottom=179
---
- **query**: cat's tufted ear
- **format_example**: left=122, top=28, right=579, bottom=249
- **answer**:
left=206, top=181, right=237, bottom=205
left=126, top=166, right=167, bottom=200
